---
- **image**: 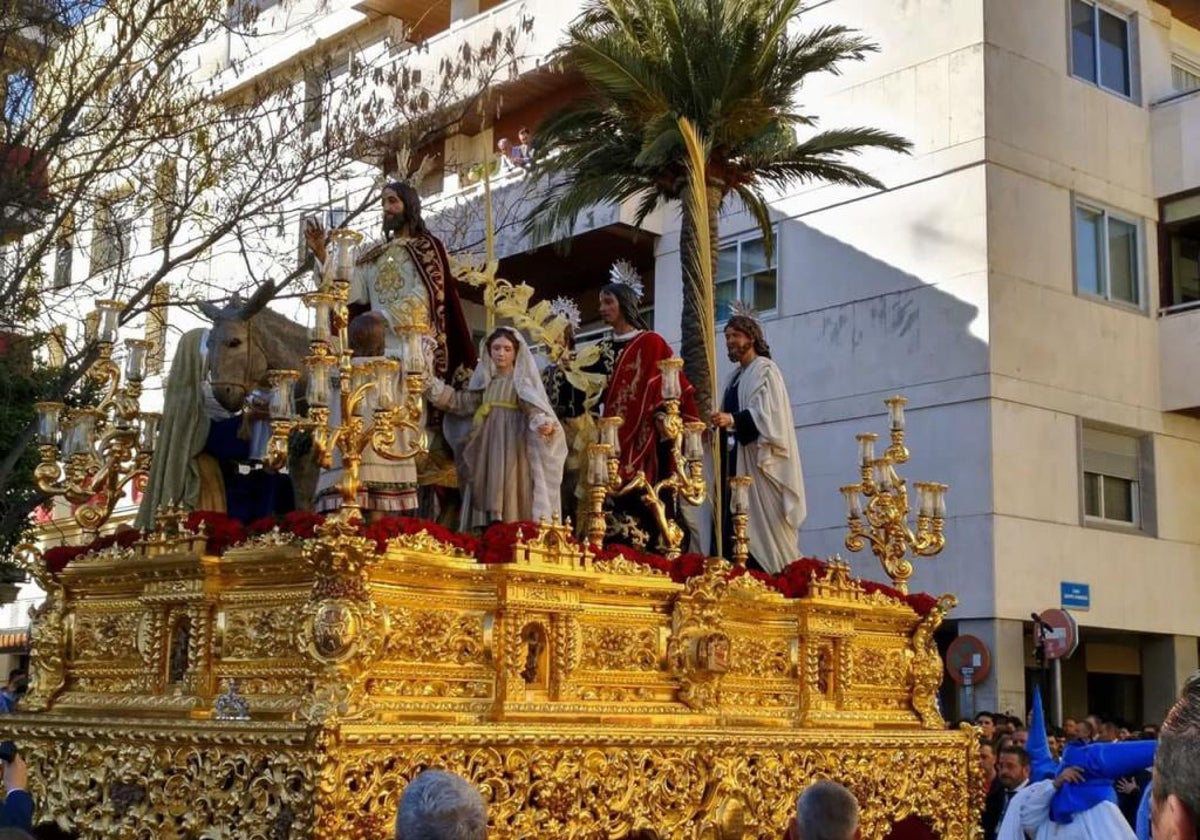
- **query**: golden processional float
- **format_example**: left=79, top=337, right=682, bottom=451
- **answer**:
left=6, top=228, right=980, bottom=840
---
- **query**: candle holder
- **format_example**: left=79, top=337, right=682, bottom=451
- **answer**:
left=585, top=443, right=613, bottom=547
left=841, top=395, right=947, bottom=594
left=32, top=307, right=156, bottom=540
left=583, top=359, right=706, bottom=558
left=265, top=239, right=429, bottom=521
left=325, top=228, right=364, bottom=286
left=728, top=475, right=752, bottom=567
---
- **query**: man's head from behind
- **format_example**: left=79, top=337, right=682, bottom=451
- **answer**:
left=996, top=746, right=1030, bottom=790
left=793, top=779, right=860, bottom=840
left=1152, top=675, right=1200, bottom=840
left=395, top=769, right=487, bottom=840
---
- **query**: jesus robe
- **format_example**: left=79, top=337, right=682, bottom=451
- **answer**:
left=718, top=355, right=805, bottom=573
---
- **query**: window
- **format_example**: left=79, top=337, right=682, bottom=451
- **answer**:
left=90, top=200, right=132, bottom=274
left=151, top=161, right=177, bottom=249
left=1161, top=194, right=1200, bottom=312
left=1081, top=426, right=1146, bottom=527
left=303, top=71, right=323, bottom=136
left=53, top=213, right=74, bottom=290
left=3, top=71, right=33, bottom=125
left=1070, top=0, right=1134, bottom=97
left=715, top=235, right=777, bottom=322
left=145, top=283, right=169, bottom=376
left=48, top=325, right=66, bottom=368
left=1074, top=201, right=1141, bottom=306
left=1171, top=59, right=1200, bottom=95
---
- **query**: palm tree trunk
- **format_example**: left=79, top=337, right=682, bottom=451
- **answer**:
left=678, top=190, right=721, bottom=419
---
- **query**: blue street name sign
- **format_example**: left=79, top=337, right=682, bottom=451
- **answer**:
left=1060, top=581, right=1090, bottom=611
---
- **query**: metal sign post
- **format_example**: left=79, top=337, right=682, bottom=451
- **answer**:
left=1034, top=608, right=1079, bottom=729
left=961, top=666, right=976, bottom=719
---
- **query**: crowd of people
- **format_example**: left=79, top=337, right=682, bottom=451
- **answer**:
left=972, top=685, right=1198, bottom=840
left=496, top=127, right=534, bottom=171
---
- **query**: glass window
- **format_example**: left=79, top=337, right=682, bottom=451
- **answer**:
left=1097, top=10, right=1131, bottom=96
left=1074, top=206, right=1102, bottom=297
left=1070, top=0, right=1133, bottom=98
left=1082, top=425, right=1143, bottom=527
left=90, top=201, right=132, bottom=274
left=1071, top=0, right=1097, bottom=82
left=1073, top=201, right=1140, bottom=306
left=1107, top=217, right=1137, bottom=304
left=715, top=234, right=778, bottom=322
left=53, top=239, right=72, bottom=289
left=1168, top=228, right=1200, bottom=308
left=304, top=72, right=323, bottom=136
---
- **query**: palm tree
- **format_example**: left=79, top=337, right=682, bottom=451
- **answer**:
left=526, top=0, right=912, bottom=416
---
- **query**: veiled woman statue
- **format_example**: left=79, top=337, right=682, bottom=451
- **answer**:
left=426, top=327, right=567, bottom=529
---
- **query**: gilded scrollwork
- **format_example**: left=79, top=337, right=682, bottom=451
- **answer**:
left=853, top=646, right=909, bottom=687
left=667, top=559, right=732, bottom=711
left=21, top=733, right=315, bottom=840
left=384, top=608, right=486, bottom=665
left=11, top=520, right=976, bottom=837
left=73, top=609, right=144, bottom=662
left=729, top=634, right=791, bottom=680
left=301, top=734, right=978, bottom=840
left=910, top=594, right=956, bottom=729
left=223, top=606, right=300, bottom=660
left=578, top=624, right=660, bottom=671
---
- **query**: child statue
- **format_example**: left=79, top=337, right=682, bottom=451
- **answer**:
left=427, top=326, right=567, bottom=529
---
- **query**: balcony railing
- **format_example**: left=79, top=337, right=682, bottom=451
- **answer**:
left=425, top=166, right=662, bottom=260
left=1159, top=304, right=1200, bottom=411
left=1151, top=88, right=1200, bottom=198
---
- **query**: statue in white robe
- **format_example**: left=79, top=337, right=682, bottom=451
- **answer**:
left=711, top=316, right=806, bottom=573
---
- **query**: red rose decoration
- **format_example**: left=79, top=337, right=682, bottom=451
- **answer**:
left=44, top=545, right=86, bottom=576
left=475, top=521, right=540, bottom=564
left=184, top=510, right=247, bottom=554
left=905, top=592, right=938, bottom=617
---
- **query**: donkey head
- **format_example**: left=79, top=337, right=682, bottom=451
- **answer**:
left=198, top=282, right=275, bottom=413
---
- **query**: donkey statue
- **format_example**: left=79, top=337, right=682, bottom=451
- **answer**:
left=198, top=283, right=319, bottom=513
left=134, top=283, right=318, bottom=530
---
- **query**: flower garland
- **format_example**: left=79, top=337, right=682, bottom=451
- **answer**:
left=45, top=513, right=939, bottom=616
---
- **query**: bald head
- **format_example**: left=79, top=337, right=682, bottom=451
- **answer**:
left=794, top=780, right=860, bottom=840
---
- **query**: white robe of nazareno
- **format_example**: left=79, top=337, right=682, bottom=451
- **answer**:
left=997, top=780, right=1135, bottom=840
left=722, top=355, right=806, bottom=573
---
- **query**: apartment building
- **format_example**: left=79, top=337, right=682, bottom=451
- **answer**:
left=704, top=0, right=1200, bottom=726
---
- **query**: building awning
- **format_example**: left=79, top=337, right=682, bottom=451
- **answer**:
left=0, top=628, right=29, bottom=653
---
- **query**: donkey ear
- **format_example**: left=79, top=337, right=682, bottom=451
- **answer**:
left=197, top=300, right=224, bottom=321
left=239, top=281, right=276, bottom=320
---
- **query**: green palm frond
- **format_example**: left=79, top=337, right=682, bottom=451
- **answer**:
left=526, top=0, right=911, bottom=261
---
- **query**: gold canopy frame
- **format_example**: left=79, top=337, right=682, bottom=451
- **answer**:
left=5, top=520, right=982, bottom=839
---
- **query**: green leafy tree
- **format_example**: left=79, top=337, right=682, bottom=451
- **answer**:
left=526, top=0, right=911, bottom=415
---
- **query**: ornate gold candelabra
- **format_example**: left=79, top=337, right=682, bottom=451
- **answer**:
left=33, top=299, right=160, bottom=540
left=839, top=395, right=947, bottom=594
left=264, top=229, right=428, bottom=522
left=584, top=358, right=706, bottom=558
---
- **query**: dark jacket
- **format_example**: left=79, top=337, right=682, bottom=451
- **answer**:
left=1, top=789, right=34, bottom=830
